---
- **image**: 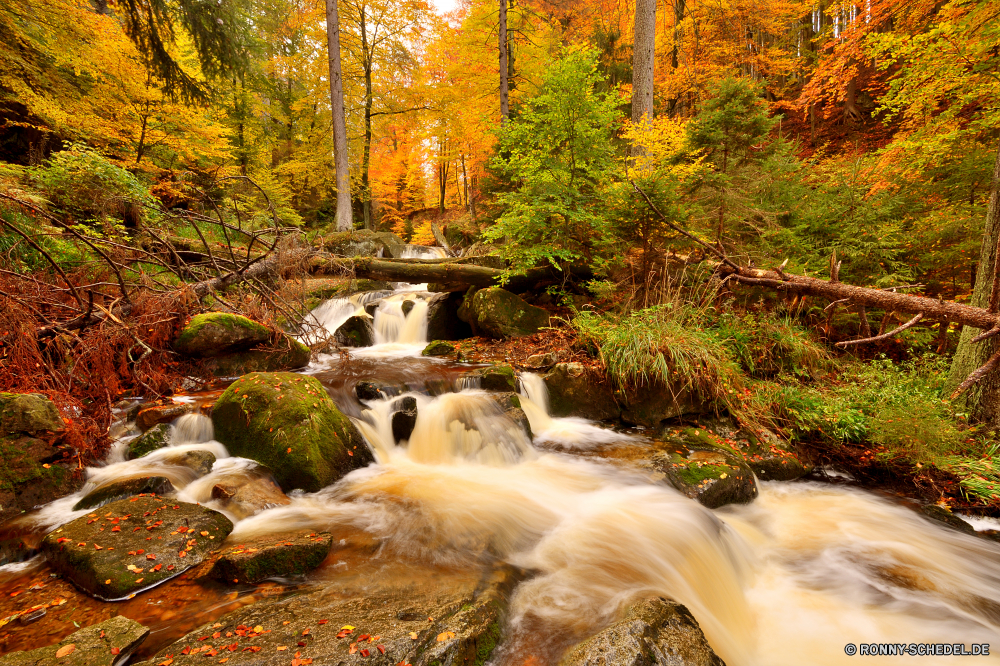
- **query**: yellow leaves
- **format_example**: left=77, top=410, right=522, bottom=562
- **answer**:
left=436, top=631, right=456, bottom=642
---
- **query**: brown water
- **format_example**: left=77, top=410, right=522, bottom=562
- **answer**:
left=2, top=294, right=1000, bottom=665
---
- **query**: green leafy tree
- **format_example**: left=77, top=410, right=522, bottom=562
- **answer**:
left=685, top=77, right=776, bottom=248
left=484, top=47, right=621, bottom=278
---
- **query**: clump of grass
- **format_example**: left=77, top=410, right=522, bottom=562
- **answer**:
left=572, top=303, right=742, bottom=405
left=714, top=311, right=829, bottom=378
left=940, top=446, right=1000, bottom=504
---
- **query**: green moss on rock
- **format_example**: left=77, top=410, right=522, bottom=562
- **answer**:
left=655, top=447, right=757, bottom=509
left=469, top=287, right=549, bottom=339
left=174, top=313, right=271, bottom=358
left=210, top=531, right=333, bottom=584
left=42, top=496, right=232, bottom=600
left=0, top=615, right=149, bottom=665
left=0, top=393, right=63, bottom=434
left=211, top=372, right=373, bottom=492
left=127, top=423, right=172, bottom=459
left=422, top=340, right=456, bottom=356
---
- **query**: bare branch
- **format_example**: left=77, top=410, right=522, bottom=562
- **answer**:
left=835, top=313, right=924, bottom=347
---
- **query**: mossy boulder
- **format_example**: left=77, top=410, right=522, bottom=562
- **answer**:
left=174, top=313, right=271, bottom=358
left=653, top=443, right=757, bottom=509
left=543, top=363, right=620, bottom=421
left=127, top=423, right=172, bottom=459
left=334, top=315, right=374, bottom=347
left=465, top=364, right=518, bottom=392
left=0, top=435, right=81, bottom=524
left=210, top=531, right=333, bottom=584
left=205, top=335, right=312, bottom=377
left=41, top=495, right=232, bottom=600
left=559, top=597, right=725, bottom=666
left=682, top=420, right=810, bottom=482
left=422, top=340, right=455, bottom=356
left=0, top=393, right=63, bottom=434
left=73, top=476, right=174, bottom=511
left=159, top=450, right=216, bottom=476
left=211, top=372, right=373, bottom=493
left=464, top=287, right=550, bottom=339
left=0, top=615, right=149, bottom=666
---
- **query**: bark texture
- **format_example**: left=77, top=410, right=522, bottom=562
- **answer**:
left=499, top=0, right=509, bottom=121
left=947, top=142, right=1000, bottom=423
left=325, top=0, right=353, bottom=231
left=631, top=0, right=657, bottom=126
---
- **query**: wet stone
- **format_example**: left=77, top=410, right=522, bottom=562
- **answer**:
left=159, top=450, right=216, bottom=476
left=146, top=560, right=521, bottom=666
left=391, top=397, right=418, bottom=443
left=0, top=393, right=64, bottom=435
left=127, top=423, right=172, bottom=459
left=422, top=340, right=456, bottom=357
left=335, top=315, right=374, bottom=348
left=41, top=495, right=233, bottom=601
left=654, top=449, right=758, bottom=510
left=524, top=352, right=559, bottom=370
left=0, top=615, right=149, bottom=666
left=919, top=505, right=977, bottom=535
left=558, top=597, right=725, bottom=666
left=355, top=380, right=405, bottom=401
left=173, top=312, right=271, bottom=358
left=210, top=531, right=333, bottom=584
left=209, top=463, right=291, bottom=520
left=543, top=363, right=620, bottom=421
left=135, top=404, right=193, bottom=432
left=73, top=476, right=175, bottom=511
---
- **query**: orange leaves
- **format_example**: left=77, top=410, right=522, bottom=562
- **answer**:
left=55, top=644, right=76, bottom=657
left=436, top=631, right=456, bottom=642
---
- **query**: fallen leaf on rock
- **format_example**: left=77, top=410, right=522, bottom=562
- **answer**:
left=253, top=625, right=264, bottom=633
left=436, top=631, right=456, bottom=642
left=409, top=632, right=418, bottom=640
left=55, top=644, right=75, bottom=657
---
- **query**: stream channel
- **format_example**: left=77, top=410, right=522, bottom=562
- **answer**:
left=1, top=265, right=1000, bottom=666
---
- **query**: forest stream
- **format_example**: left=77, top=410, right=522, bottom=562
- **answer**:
left=2, top=277, right=1000, bottom=666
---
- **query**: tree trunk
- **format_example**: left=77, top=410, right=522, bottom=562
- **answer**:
left=499, top=0, right=509, bottom=122
left=325, top=0, right=353, bottom=231
left=947, top=142, right=1000, bottom=423
left=843, top=76, right=863, bottom=124
left=361, top=10, right=374, bottom=231
left=631, top=0, right=657, bottom=127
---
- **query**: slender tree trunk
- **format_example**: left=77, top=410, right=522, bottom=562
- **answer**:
left=461, top=154, right=470, bottom=214
left=947, top=143, right=1000, bottom=423
left=499, top=0, right=509, bottom=121
left=361, top=9, right=374, bottom=231
left=632, top=0, right=656, bottom=126
left=667, top=0, right=684, bottom=116
left=325, top=0, right=353, bottom=231
left=136, top=110, right=149, bottom=163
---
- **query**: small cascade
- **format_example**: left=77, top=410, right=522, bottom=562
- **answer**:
left=173, top=413, right=214, bottom=444
left=371, top=296, right=430, bottom=345
left=305, top=290, right=389, bottom=344
left=401, top=245, right=448, bottom=259
left=519, top=373, right=631, bottom=449
left=355, top=389, right=535, bottom=466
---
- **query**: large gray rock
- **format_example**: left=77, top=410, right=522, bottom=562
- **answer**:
left=544, top=363, right=620, bottom=421
left=0, top=435, right=81, bottom=524
left=0, top=393, right=63, bottom=434
left=461, top=287, right=549, bottom=339
left=559, top=597, right=725, bottom=666
left=127, top=423, right=171, bottom=459
left=173, top=313, right=271, bottom=358
left=41, top=496, right=233, bottom=600
left=144, top=556, right=522, bottom=666
left=652, top=440, right=757, bottom=510
left=135, top=403, right=193, bottom=432
left=0, top=615, right=149, bottom=666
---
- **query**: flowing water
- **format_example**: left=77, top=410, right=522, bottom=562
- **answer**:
left=2, top=281, right=1000, bottom=664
